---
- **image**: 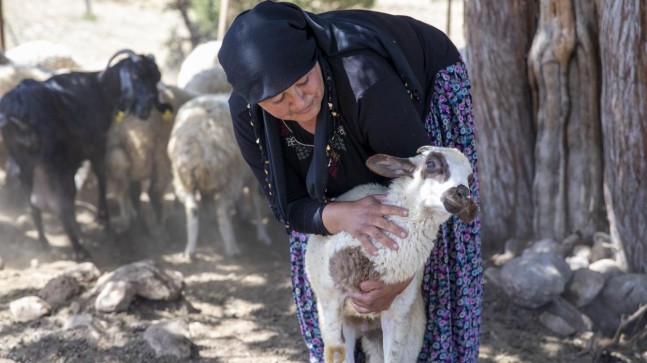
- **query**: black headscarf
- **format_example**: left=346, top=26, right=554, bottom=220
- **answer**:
left=218, top=1, right=421, bottom=224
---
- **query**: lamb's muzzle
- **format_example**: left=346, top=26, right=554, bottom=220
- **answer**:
left=441, top=184, right=477, bottom=222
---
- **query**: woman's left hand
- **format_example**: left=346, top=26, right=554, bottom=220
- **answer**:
left=348, top=276, right=414, bottom=314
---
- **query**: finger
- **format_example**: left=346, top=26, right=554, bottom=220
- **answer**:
left=358, top=235, right=379, bottom=256
left=359, top=280, right=383, bottom=292
left=371, top=229, right=399, bottom=250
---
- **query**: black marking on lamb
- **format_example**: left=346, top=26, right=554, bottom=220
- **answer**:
left=329, top=247, right=381, bottom=292
left=421, top=151, right=449, bottom=182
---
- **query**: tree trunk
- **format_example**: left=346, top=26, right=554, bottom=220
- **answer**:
left=464, top=0, right=538, bottom=249
left=598, top=1, right=647, bottom=273
left=527, top=0, right=605, bottom=242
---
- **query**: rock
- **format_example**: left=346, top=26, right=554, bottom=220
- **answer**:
left=9, top=296, right=51, bottom=322
left=588, top=259, right=623, bottom=281
left=544, top=297, right=593, bottom=333
left=95, top=280, right=136, bottom=313
left=590, top=233, right=615, bottom=263
left=500, top=252, right=571, bottom=308
left=0, top=255, right=4, bottom=270
left=539, top=311, right=576, bottom=336
left=40, top=275, right=81, bottom=309
left=522, top=238, right=559, bottom=256
left=144, top=319, right=193, bottom=359
left=492, top=238, right=531, bottom=266
left=95, top=259, right=184, bottom=302
left=64, top=262, right=101, bottom=284
left=484, top=266, right=503, bottom=288
left=562, top=269, right=605, bottom=307
left=565, top=255, right=590, bottom=271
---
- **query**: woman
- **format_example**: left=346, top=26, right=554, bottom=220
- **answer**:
left=218, top=1, right=482, bottom=362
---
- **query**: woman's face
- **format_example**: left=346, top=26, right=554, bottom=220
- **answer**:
left=258, top=62, right=324, bottom=127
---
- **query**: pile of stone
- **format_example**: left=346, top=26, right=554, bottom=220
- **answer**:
left=486, top=232, right=647, bottom=344
left=7, top=259, right=192, bottom=360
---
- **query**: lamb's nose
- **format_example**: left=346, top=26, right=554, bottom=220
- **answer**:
left=456, top=184, right=470, bottom=199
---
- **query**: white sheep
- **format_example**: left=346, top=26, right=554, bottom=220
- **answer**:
left=176, top=40, right=230, bottom=94
left=104, top=83, right=198, bottom=231
left=167, top=94, right=272, bottom=260
left=5, top=40, right=83, bottom=72
left=305, top=146, right=477, bottom=363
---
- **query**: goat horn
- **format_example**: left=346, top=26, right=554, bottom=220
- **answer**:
left=105, top=49, right=140, bottom=69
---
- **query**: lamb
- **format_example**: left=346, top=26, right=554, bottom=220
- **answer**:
left=304, top=146, right=478, bottom=363
left=167, top=94, right=272, bottom=260
left=0, top=49, right=168, bottom=260
left=176, top=40, right=230, bottom=95
left=104, top=82, right=198, bottom=232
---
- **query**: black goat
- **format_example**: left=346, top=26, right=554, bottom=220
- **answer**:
left=0, top=49, right=170, bottom=260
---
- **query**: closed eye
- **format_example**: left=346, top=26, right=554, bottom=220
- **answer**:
left=271, top=94, right=285, bottom=105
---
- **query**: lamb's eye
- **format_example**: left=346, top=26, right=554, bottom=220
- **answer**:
left=426, top=160, right=436, bottom=169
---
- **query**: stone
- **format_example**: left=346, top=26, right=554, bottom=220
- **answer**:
left=544, top=297, right=592, bottom=333
left=144, top=319, right=193, bottom=359
left=9, top=296, right=51, bottom=322
left=500, top=252, right=571, bottom=308
left=64, top=262, right=101, bottom=284
left=522, top=238, right=559, bottom=256
left=484, top=266, right=502, bottom=288
left=95, top=280, right=136, bottom=312
left=562, top=268, right=605, bottom=307
left=588, top=259, right=623, bottom=281
left=40, top=275, right=81, bottom=309
left=539, top=311, right=576, bottom=336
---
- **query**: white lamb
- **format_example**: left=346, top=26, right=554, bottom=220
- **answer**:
left=167, top=94, right=272, bottom=260
left=305, top=146, right=477, bottom=363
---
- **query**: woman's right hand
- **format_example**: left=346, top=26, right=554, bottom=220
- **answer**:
left=321, top=195, right=409, bottom=255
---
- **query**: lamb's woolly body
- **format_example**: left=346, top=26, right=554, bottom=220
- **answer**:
left=305, top=146, right=475, bottom=363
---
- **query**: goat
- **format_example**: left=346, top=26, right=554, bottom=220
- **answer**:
left=305, top=146, right=478, bottom=363
left=168, top=94, right=272, bottom=260
left=0, top=49, right=169, bottom=260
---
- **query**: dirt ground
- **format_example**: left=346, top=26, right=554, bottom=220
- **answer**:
left=0, top=1, right=642, bottom=362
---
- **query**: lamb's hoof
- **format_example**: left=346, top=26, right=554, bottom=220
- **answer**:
left=324, top=346, right=346, bottom=363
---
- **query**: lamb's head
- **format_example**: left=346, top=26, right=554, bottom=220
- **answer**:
left=366, top=145, right=477, bottom=223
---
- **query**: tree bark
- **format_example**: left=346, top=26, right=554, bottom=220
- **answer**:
left=527, top=0, right=605, bottom=242
left=598, top=0, right=647, bottom=273
left=464, top=0, right=538, bottom=249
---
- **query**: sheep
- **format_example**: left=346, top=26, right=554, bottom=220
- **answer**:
left=104, top=82, right=198, bottom=232
left=176, top=40, right=231, bottom=95
left=167, top=94, right=272, bottom=260
left=304, top=146, right=478, bottom=363
left=0, top=49, right=168, bottom=260
left=5, top=40, right=83, bottom=72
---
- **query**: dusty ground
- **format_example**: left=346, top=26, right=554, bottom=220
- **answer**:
left=0, top=1, right=642, bottom=362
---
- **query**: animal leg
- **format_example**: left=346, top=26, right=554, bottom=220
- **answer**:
left=183, top=193, right=199, bottom=261
left=342, top=322, right=358, bottom=363
left=317, top=297, right=346, bottom=363
left=30, top=205, right=49, bottom=249
left=381, top=275, right=425, bottom=363
left=129, top=180, right=149, bottom=235
left=215, top=199, right=240, bottom=256
left=249, top=185, right=272, bottom=245
left=90, top=156, right=111, bottom=229
left=147, top=170, right=165, bottom=224
left=59, top=195, right=90, bottom=261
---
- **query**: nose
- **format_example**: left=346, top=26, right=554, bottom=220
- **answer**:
left=291, top=87, right=307, bottom=109
left=456, top=184, right=470, bottom=199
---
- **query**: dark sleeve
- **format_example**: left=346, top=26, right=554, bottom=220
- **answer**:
left=229, top=93, right=329, bottom=235
left=357, top=73, right=431, bottom=157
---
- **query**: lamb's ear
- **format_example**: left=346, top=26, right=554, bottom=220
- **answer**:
left=366, top=154, right=416, bottom=178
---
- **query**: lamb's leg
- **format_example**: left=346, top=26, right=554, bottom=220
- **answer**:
left=249, top=185, right=272, bottom=245
left=381, top=274, right=425, bottom=363
left=317, top=297, right=346, bottom=363
left=360, top=331, right=384, bottom=363
left=183, top=193, right=199, bottom=261
left=215, top=198, right=240, bottom=256
left=342, top=322, right=358, bottom=363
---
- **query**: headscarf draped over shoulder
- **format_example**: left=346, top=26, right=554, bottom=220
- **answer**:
left=218, top=1, right=422, bottom=226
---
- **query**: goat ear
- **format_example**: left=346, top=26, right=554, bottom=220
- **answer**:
left=118, top=66, right=135, bottom=112
left=366, top=154, right=416, bottom=179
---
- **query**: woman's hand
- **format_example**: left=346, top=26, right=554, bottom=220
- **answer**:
left=322, top=195, right=409, bottom=255
left=349, top=277, right=414, bottom=314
